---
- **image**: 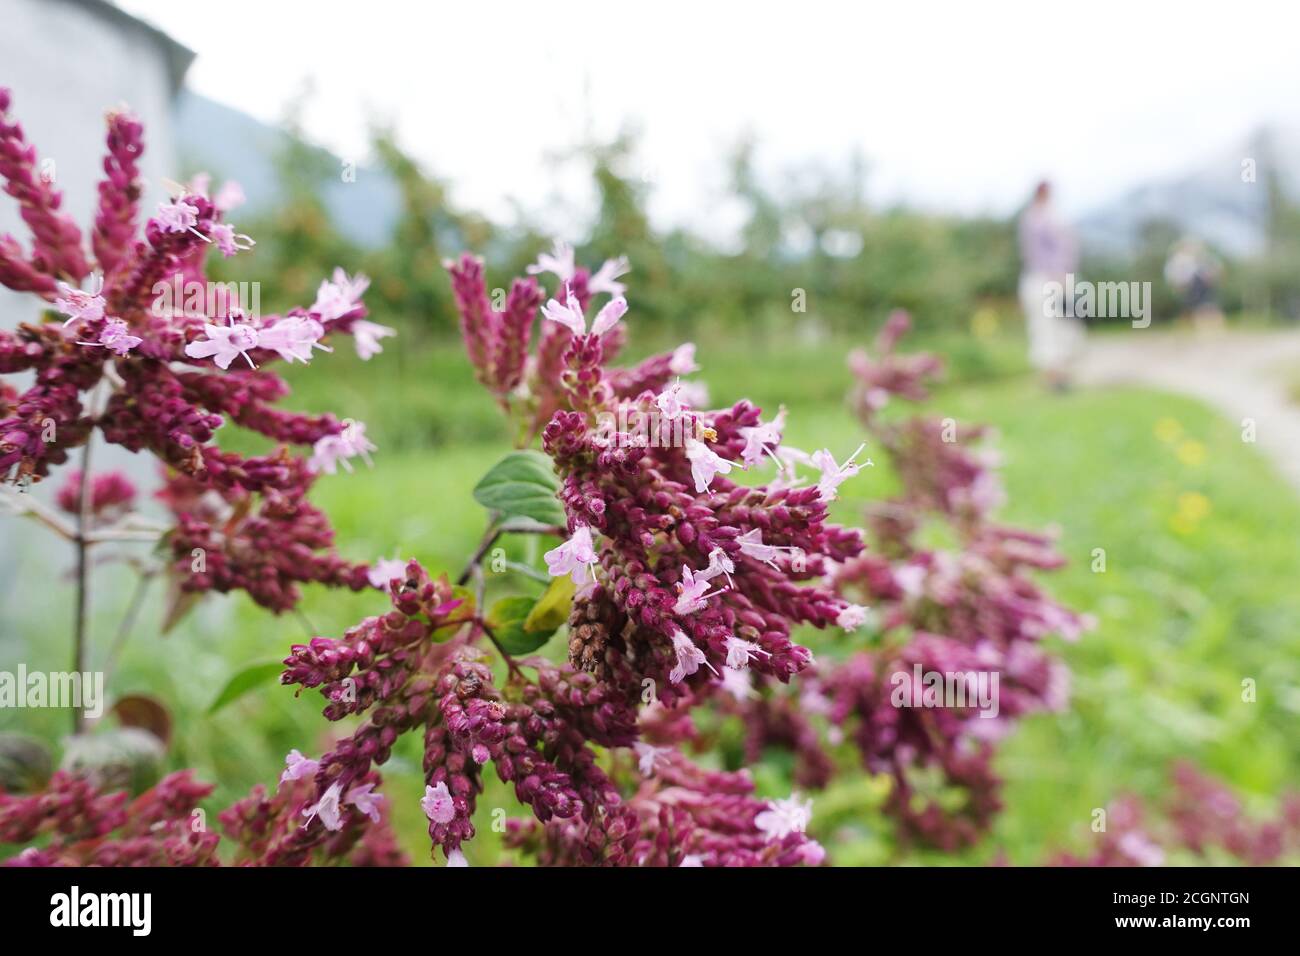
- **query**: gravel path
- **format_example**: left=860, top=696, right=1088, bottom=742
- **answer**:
left=1075, top=327, right=1300, bottom=490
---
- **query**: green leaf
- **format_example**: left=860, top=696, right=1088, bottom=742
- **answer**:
left=472, top=451, right=565, bottom=525
left=524, top=575, right=576, bottom=633
left=487, top=595, right=560, bottom=655
left=208, top=661, right=285, bottom=715
left=0, top=733, right=53, bottom=793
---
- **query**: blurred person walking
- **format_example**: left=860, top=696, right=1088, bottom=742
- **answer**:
left=1018, top=181, right=1084, bottom=389
left=1165, top=237, right=1224, bottom=330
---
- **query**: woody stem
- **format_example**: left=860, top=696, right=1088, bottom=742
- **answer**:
left=71, top=437, right=93, bottom=736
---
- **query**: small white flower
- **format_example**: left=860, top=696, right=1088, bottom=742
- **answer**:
left=723, top=636, right=767, bottom=669
left=810, top=443, right=871, bottom=501
left=302, top=782, right=344, bottom=831
left=422, top=782, right=456, bottom=825
left=754, top=794, right=813, bottom=841
left=669, top=628, right=716, bottom=684
left=669, top=343, right=699, bottom=375
left=719, top=666, right=756, bottom=701
left=836, top=603, right=869, bottom=632
left=367, top=557, right=408, bottom=590
left=685, top=438, right=732, bottom=493
left=588, top=255, right=631, bottom=297
left=446, top=847, right=469, bottom=867
left=544, top=525, right=599, bottom=584
left=634, top=742, right=671, bottom=776
left=526, top=240, right=576, bottom=282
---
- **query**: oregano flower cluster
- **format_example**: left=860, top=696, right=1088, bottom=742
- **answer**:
left=755, top=310, right=1092, bottom=849
left=2, top=96, right=1124, bottom=867
left=0, top=87, right=392, bottom=614
left=1045, top=761, right=1300, bottom=867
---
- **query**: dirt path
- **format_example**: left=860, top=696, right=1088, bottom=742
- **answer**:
left=1075, top=327, right=1300, bottom=490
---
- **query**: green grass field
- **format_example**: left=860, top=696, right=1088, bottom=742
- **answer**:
left=5, top=327, right=1299, bottom=864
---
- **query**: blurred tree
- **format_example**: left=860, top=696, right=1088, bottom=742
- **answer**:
left=365, top=127, right=496, bottom=337
left=234, top=84, right=360, bottom=312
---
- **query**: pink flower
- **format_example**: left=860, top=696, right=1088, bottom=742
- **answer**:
left=704, top=547, right=735, bottom=585
left=54, top=469, right=136, bottom=516
left=446, top=847, right=469, bottom=867
left=724, top=636, right=767, bottom=669
left=800, top=688, right=832, bottom=717
left=184, top=317, right=261, bottom=369
left=679, top=854, right=705, bottom=867
left=656, top=380, right=688, bottom=420
left=669, top=342, right=699, bottom=375
left=678, top=380, right=709, bottom=409
left=736, top=528, right=779, bottom=566
left=302, top=782, right=344, bottom=831
left=836, top=603, right=869, bottom=631
left=54, top=276, right=107, bottom=327
left=673, top=550, right=731, bottom=616
left=669, top=628, right=716, bottom=684
left=590, top=296, right=627, bottom=336
left=634, top=742, right=670, bottom=776
left=345, top=782, right=384, bottom=823
left=340, top=420, right=378, bottom=464
left=810, top=442, right=871, bottom=501
left=588, top=255, right=631, bottom=297
left=798, top=841, right=826, bottom=866
left=754, top=794, right=813, bottom=841
left=719, top=666, right=756, bottom=701
left=540, top=285, right=587, bottom=335
left=213, top=180, right=245, bottom=212
left=280, top=749, right=319, bottom=784
left=367, top=557, right=408, bottom=590
left=352, top=320, right=396, bottom=360
left=79, top=318, right=141, bottom=356
left=684, top=437, right=732, bottom=493
left=526, top=240, right=575, bottom=282
left=543, top=525, right=598, bottom=584
left=673, top=564, right=724, bottom=616
left=421, top=782, right=456, bottom=825
left=155, top=197, right=199, bottom=233
left=541, top=284, right=627, bottom=337
left=257, top=316, right=329, bottom=364
left=894, top=562, right=926, bottom=598
left=309, top=420, right=377, bottom=474
left=738, top=409, right=785, bottom=468
left=311, top=269, right=370, bottom=321
left=209, top=221, right=255, bottom=257
left=1118, top=831, right=1165, bottom=867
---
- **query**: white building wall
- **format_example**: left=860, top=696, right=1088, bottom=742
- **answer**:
left=1, top=0, right=189, bottom=330
left=0, top=0, right=192, bottom=678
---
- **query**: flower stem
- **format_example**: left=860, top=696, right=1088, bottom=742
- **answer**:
left=477, top=618, right=525, bottom=680
left=456, top=525, right=502, bottom=586
left=104, top=567, right=154, bottom=689
left=71, top=436, right=94, bottom=736
left=455, top=518, right=564, bottom=585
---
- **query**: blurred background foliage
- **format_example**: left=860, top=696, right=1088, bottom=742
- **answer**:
left=208, top=98, right=1300, bottom=353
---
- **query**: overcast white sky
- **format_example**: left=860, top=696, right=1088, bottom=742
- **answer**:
left=120, top=0, right=1300, bottom=235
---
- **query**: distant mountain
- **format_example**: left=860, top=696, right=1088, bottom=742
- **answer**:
left=173, top=91, right=402, bottom=248
left=1077, top=127, right=1300, bottom=258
